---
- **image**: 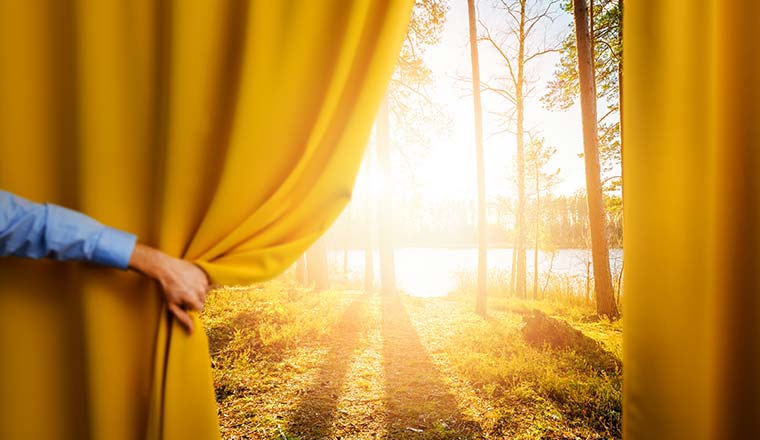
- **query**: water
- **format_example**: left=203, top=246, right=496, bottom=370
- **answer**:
left=328, top=248, right=623, bottom=298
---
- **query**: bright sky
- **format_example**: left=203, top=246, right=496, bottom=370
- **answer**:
left=409, top=0, right=590, bottom=201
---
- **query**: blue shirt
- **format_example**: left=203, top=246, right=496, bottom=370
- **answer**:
left=0, top=190, right=137, bottom=270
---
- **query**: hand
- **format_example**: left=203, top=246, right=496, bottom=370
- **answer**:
left=128, top=243, right=210, bottom=334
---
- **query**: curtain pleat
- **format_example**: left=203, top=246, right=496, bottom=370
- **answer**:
left=625, top=1, right=760, bottom=438
left=0, top=1, right=413, bottom=438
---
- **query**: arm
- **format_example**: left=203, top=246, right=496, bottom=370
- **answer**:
left=0, top=190, right=137, bottom=268
left=0, top=190, right=208, bottom=333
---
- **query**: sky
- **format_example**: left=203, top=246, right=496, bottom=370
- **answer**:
left=404, top=0, right=592, bottom=201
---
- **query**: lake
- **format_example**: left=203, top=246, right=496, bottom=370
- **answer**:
left=328, top=248, right=623, bottom=298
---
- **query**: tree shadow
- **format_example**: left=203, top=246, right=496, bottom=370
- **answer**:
left=381, top=294, right=482, bottom=439
left=286, top=294, right=369, bottom=439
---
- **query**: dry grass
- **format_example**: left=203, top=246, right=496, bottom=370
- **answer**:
left=201, top=281, right=622, bottom=439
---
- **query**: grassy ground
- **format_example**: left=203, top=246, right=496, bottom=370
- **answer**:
left=201, top=281, right=622, bottom=440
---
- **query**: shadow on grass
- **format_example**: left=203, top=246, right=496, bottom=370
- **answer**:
left=381, top=294, right=482, bottom=439
left=521, top=310, right=622, bottom=437
left=286, top=294, right=369, bottom=439
left=522, top=310, right=621, bottom=374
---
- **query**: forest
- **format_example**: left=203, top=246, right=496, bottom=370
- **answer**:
left=205, top=0, right=624, bottom=438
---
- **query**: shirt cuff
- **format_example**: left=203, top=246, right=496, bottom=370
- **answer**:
left=92, top=226, right=137, bottom=270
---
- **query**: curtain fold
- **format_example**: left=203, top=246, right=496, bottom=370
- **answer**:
left=0, top=1, right=413, bottom=438
left=625, top=1, right=760, bottom=438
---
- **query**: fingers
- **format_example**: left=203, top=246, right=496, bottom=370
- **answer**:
left=168, top=302, right=194, bottom=334
left=188, top=295, right=204, bottom=312
left=190, top=263, right=210, bottom=310
left=155, top=257, right=210, bottom=334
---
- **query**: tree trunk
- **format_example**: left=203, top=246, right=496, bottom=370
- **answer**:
left=467, top=0, right=488, bottom=316
left=586, top=257, right=592, bottom=302
left=343, top=206, right=350, bottom=280
left=306, top=237, right=329, bottom=290
left=510, top=223, right=517, bottom=294
left=514, top=0, right=527, bottom=298
left=541, top=251, right=556, bottom=296
left=343, top=248, right=348, bottom=279
left=533, top=161, right=540, bottom=299
left=376, top=96, right=396, bottom=295
left=364, top=146, right=375, bottom=293
left=616, top=259, right=624, bottom=306
left=572, top=0, right=619, bottom=319
left=296, top=255, right=307, bottom=284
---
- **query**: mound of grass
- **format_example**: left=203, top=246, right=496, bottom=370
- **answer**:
left=442, top=305, right=622, bottom=439
left=522, top=310, right=621, bottom=374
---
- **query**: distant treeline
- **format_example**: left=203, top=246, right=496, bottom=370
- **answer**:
left=327, top=192, right=623, bottom=250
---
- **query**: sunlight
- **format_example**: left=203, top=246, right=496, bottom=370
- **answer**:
left=210, top=0, right=625, bottom=437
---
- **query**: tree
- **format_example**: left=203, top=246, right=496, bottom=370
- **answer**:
left=572, top=0, right=618, bottom=318
left=467, top=0, right=488, bottom=316
left=295, top=255, right=307, bottom=284
left=306, top=237, right=329, bottom=290
left=525, top=136, right=560, bottom=298
left=376, top=96, right=396, bottom=295
left=375, top=0, right=448, bottom=295
left=387, top=0, right=448, bottom=153
left=364, top=146, right=375, bottom=293
left=543, top=0, right=622, bottom=190
left=479, top=0, right=560, bottom=298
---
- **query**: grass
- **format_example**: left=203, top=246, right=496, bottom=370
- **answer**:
left=201, top=279, right=622, bottom=439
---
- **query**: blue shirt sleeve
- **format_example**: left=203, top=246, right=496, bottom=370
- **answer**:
left=0, top=190, right=137, bottom=270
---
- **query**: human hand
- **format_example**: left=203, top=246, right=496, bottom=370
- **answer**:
left=128, top=243, right=210, bottom=334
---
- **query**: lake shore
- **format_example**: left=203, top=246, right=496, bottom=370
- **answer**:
left=327, top=248, right=623, bottom=298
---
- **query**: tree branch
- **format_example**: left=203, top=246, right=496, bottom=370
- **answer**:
left=524, top=0, right=561, bottom=37
left=478, top=20, right=518, bottom=88
left=597, top=39, right=621, bottom=61
left=480, top=79, right=517, bottom=104
left=524, top=47, right=561, bottom=63
left=389, top=78, right=447, bottom=119
left=598, top=107, right=617, bottom=124
left=498, top=0, right=522, bottom=27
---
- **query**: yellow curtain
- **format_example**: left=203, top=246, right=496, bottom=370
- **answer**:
left=0, top=1, right=413, bottom=439
left=625, top=1, right=760, bottom=438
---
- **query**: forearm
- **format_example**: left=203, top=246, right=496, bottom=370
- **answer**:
left=128, top=242, right=169, bottom=281
left=0, top=190, right=136, bottom=269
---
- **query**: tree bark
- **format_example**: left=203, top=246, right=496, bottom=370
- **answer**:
left=296, top=255, right=307, bottom=284
left=514, top=0, right=527, bottom=298
left=467, top=0, right=488, bottom=316
left=572, top=0, right=619, bottom=318
left=364, top=146, right=375, bottom=293
left=376, top=96, right=396, bottom=295
left=510, top=224, right=517, bottom=293
left=533, top=160, right=540, bottom=299
left=306, top=237, right=329, bottom=290
left=343, top=206, right=350, bottom=279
